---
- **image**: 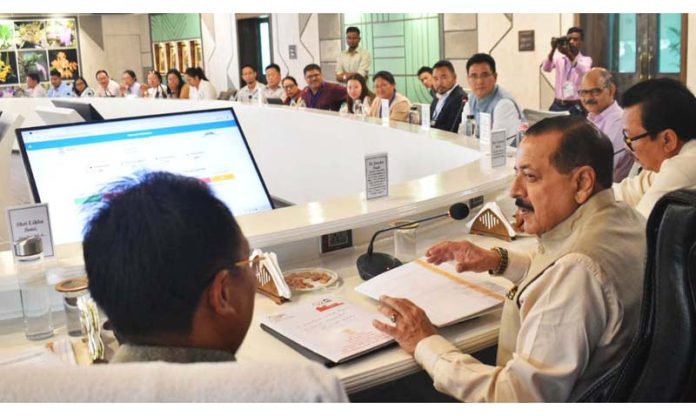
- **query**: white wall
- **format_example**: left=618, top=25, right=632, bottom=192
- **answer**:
left=271, top=14, right=321, bottom=89
left=687, top=13, right=696, bottom=93
left=476, top=13, right=574, bottom=111
left=201, top=14, right=239, bottom=93
left=78, top=14, right=152, bottom=86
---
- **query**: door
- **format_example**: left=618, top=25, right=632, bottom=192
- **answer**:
left=236, top=16, right=272, bottom=87
left=581, top=14, right=687, bottom=97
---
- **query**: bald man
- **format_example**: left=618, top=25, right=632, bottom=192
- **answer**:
left=580, top=68, right=634, bottom=181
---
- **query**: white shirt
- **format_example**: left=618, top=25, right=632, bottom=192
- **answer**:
left=614, top=139, right=696, bottom=218
left=96, top=79, right=120, bottom=97
left=336, top=47, right=371, bottom=78
left=463, top=98, right=522, bottom=142
left=415, top=251, right=626, bottom=402
left=26, top=84, right=47, bottom=98
left=188, top=79, right=217, bottom=101
left=264, top=85, right=285, bottom=101
left=146, top=85, right=168, bottom=99
left=237, top=83, right=266, bottom=104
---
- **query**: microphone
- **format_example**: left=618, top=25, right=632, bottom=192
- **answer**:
left=356, top=202, right=470, bottom=280
left=449, top=91, right=469, bottom=133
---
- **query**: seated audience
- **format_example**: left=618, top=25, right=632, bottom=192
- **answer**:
left=541, top=27, right=592, bottom=115
left=263, top=63, right=285, bottom=101
left=95, top=69, right=120, bottom=97
left=143, top=70, right=167, bottom=99
left=340, top=73, right=373, bottom=115
left=613, top=78, right=696, bottom=218
left=300, top=64, right=346, bottom=112
left=374, top=116, right=646, bottom=402
left=185, top=67, right=217, bottom=101
left=368, top=70, right=411, bottom=123
left=463, top=53, right=524, bottom=143
left=120, top=69, right=142, bottom=97
left=72, top=76, right=95, bottom=97
left=417, top=66, right=437, bottom=100
left=430, top=60, right=467, bottom=133
left=24, top=73, right=46, bottom=97
left=580, top=68, right=633, bottom=182
left=282, top=76, right=303, bottom=107
left=166, top=68, right=189, bottom=99
left=81, top=172, right=349, bottom=403
left=47, top=69, right=73, bottom=97
left=237, top=64, right=266, bottom=104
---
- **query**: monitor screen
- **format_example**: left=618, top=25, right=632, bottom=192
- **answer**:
left=17, top=108, right=274, bottom=245
left=52, top=100, right=104, bottom=122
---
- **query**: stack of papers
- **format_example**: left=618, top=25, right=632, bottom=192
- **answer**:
left=355, top=258, right=506, bottom=327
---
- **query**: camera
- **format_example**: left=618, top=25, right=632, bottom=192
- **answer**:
left=554, top=36, right=569, bottom=47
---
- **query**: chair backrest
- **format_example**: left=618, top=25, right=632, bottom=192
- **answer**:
left=522, top=108, right=569, bottom=127
left=0, top=360, right=349, bottom=402
left=578, top=189, right=696, bottom=402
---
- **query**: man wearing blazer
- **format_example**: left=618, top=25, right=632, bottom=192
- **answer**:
left=430, top=60, right=468, bottom=133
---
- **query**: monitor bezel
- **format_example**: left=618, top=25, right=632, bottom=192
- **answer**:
left=51, top=99, right=105, bottom=122
left=16, top=106, right=275, bottom=221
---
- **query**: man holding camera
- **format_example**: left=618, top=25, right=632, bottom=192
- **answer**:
left=541, top=27, right=592, bottom=115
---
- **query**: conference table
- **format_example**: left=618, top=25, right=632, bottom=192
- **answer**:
left=0, top=97, right=526, bottom=394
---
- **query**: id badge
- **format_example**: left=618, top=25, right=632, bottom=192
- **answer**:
left=562, top=81, right=575, bottom=99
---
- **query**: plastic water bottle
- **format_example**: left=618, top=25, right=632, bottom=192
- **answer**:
left=14, top=236, right=54, bottom=341
left=516, top=122, right=529, bottom=147
left=464, top=115, right=476, bottom=137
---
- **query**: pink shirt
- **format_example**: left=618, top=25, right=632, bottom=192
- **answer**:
left=587, top=100, right=635, bottom=182
left=541, top=51, right=592, bottom=100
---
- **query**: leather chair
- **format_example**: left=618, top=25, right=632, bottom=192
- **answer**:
left=578, top=190, right=696, bottom=402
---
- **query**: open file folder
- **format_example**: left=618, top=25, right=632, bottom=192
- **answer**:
left=355, top=258, right=507, bottom=327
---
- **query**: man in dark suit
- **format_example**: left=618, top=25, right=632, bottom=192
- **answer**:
left=430, top=60, right=467, bottom=133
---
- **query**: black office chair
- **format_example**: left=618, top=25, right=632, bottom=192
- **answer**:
left=578, top=190, right=696, bottom=402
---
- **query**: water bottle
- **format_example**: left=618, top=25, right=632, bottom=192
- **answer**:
left=408, top=105, right=420, bottom=125
left=14, top=236, right=54, bottom=341
left=464, top=115, right=476, bottom=137
left=353, top=100, right=364, bottom=116
left=516, top=122, right=529, bottom=147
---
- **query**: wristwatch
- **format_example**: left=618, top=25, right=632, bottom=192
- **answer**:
left=489, top=247, right=509, bottom=276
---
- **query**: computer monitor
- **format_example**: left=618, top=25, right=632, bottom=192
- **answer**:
left=52, top=100, right=104, bottom=122
left=16, top=107, right=274, bottom=245
left=35, top=106, right=85, bottom=125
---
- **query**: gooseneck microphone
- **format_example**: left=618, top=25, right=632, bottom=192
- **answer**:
left=357, top=202, right=470, bottom=280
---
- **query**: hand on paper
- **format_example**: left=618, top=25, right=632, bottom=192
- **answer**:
left=372, top=295, right=437, bottom=355
left=425, top=240, right=500, bottom=273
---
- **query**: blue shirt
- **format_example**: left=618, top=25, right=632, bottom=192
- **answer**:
left=46, top=81, right=74, bottom=97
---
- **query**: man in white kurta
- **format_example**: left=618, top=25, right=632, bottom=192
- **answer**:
left=374, top=116, right=646, bottom=402
left=612, top=78, right=696, bottom=218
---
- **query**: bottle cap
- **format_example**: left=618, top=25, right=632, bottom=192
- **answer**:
left=55, top=277, right=89, bottom=293
left=13, top=236, right=43, bottom=257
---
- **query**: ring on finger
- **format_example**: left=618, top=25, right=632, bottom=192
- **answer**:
left=390, top=313, right=398, bottom=323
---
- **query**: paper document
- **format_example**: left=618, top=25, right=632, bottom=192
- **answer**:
left=355, top=258, right=506, bottom=327
left=260, top=296, right=393, bottom=365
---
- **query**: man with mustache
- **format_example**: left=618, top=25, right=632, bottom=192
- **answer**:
left=373, top=116, right=646, bottom=402
left=580, top=68, right=634, bottom=182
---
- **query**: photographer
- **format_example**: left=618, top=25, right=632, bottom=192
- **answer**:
left=541, top=27, right=592, bottom=115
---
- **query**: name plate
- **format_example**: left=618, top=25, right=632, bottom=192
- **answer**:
left=490, top=129, right=507, bottom=168
left=479, top=112, right=492, bottom=145
left=365, top=152, right=389, bottom=200
left=6, top=203, right=55, bottom=257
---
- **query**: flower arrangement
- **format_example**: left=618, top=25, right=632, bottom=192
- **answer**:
left=46, top=19, right=76, bottom=48
left=0, top=51, right=15, bottom=83
left=50, top=50, right=78, bottom=78
left=15, top=21, right=45, bottom=49
left=0, top=21, right=13, bottom=50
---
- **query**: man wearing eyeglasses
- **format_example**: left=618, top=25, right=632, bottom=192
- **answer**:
left=580, top=68, right=634, bottom=182
left=301, top=63, right=347, bottom=112
left=613, top=78, right=696, bottom=218
left=80, top=172, right=347, bottom=401
left=462, top=53, right=524, bottom=144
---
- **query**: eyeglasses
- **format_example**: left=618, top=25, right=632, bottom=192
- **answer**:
left=467, top=72, right=494, bottom=81
left=578, top=87, right=606, bottom=97
left=305, top=73, right=321, bottom=80
left=622, top=129, right=653, bottom=151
